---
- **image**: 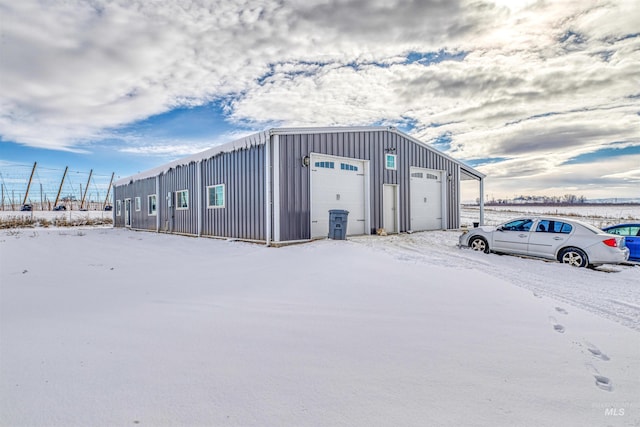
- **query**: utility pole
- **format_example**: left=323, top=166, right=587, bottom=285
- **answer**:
left=22, top=161, right=37, bottom=205
left=53, top=167, right=68, bottom=208
left=80, top=169, right=92, bottom=210
left=103, top=172, right=115, bottom=209
left=40, top=183, right=43, bottom=210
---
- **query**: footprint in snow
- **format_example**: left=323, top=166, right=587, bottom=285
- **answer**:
left=585, top=341, right=610, bottom=361
left=555, top=307, right=568, bottom=315
left=594, top=375, right=613, bottom=391
left=549, top=316, right=565, bottom=333
left=587, top=364, right=613, bottom=392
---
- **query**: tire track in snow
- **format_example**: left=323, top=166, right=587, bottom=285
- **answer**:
left=351, top=231, right=640, bottom=331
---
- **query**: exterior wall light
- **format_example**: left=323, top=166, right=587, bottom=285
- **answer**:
left=302, top=156, right=310, bottom=167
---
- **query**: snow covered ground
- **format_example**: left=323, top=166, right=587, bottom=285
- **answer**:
left=1, top=225, right=639, bottom=426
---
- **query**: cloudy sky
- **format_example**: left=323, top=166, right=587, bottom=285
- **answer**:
left=1, top=0, right=639, bottom=200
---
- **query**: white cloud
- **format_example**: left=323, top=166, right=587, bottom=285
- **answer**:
left=0, top=0, right=639, bottom=198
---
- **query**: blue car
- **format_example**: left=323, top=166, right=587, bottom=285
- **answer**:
left=603, top=223, right=640, bottom=262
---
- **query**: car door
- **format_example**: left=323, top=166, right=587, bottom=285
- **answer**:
left=492, top=219, right=534, bottom=254
left=626, top=227, right=640, bottom=260
left=527, top=219, right=573, bottom=259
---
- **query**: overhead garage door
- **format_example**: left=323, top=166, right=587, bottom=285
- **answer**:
left=311, top=154, right=366, bottom=238
left=410, top=167, right=443, bottom=231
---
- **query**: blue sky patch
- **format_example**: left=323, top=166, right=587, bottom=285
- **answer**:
left=431, top=132, right=452, bottom=151
left=563, top=144, right=640, bottom=165
left=465, top=157, right=510, bottom=167
left=396, top=117, right=419, bottom=133
left=115, top=101, right=233, bottom=140
left=404, top=50, right=467, bottom=66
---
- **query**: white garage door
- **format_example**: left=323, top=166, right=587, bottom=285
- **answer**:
left=410, top=167, right=443, bottom=231
left=311, top=154, right=366, bottom=238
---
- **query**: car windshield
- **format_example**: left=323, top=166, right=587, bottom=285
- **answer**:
left=501, top=219, right=533, bottom=232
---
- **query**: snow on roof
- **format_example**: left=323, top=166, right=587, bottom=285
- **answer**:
left=114, top=130, right=270, bottom=186
left=115, top=126, right=484, bottom=186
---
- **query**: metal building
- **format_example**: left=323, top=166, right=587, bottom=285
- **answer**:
left=113, top=127, right=485, bottom=244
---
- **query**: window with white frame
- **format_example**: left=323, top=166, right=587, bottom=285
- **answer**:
left=176, top=190, right=189, bottom=210
left=385, top=154, right=397, bottom=170
left=148, top=194, right=157, bottom=216
left=116, top=200, right=122, bottom=216
left=135, top=197, right=141, bottom=212
left=207, top=184, right=225, bottom=208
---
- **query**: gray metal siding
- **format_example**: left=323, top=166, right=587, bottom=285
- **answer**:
left=113, top=185, right=124, bottom=228
left=277, top=130, right=460, bottom=241
left=113, top=127, right=467, bottom=243
left=201, top=145, right=266, bottom=240
left=159, top=163, right=199, bottom=235
left=132, top=177, right=157, bottom=230
left=113, top=177, right=158, bottom=230
left=113, top=182, right=134, bottom=228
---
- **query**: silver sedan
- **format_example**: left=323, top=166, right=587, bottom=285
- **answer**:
left=459, top=216, right=629, bottom=267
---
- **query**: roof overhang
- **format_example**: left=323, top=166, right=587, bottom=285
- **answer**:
left=460, top=165, right=485, bottom=181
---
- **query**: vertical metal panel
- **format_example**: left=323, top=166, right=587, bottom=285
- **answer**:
left=113, top=186, right=123, bottom=227
left=130, top=177, right=156, bottom=231
left=114, top=128, right=462, bottom=240
left=159, top=162, right=198, bottom=235
left=201, top=145, right=266, bottom=240
left=112, top=178, right=156, bottom=230
left=277, top=129, right=462, bottom=240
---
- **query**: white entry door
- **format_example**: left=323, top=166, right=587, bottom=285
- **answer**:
left=383, top=184, right=398, bottom=234
left=410, top=167, right=443, bottom=231
left=310, top=154, right=366, bottom=238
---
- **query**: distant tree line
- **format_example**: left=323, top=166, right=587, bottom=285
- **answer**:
left=480, top=194, right=588, bottom=205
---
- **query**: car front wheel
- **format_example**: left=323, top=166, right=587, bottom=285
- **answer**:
left=469, top=236, right=489, bottom=253
left=559, top=247, right=588, bottom=267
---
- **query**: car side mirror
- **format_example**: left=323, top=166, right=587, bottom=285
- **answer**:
left=497, top=226, right=504, bottom=232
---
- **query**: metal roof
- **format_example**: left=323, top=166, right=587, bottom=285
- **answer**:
left=115, top=126, right=484, bottom=185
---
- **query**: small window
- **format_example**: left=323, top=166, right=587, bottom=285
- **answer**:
left=340, top=163, right=358, bottom=171
left=606, top=227, right=627, bottom=236
left=426, top=173, right=439, bottom=180
left=314, top=161, right=335, bottom=169
left=536, top=220, right=549, bottom=232
left=135, top=197, right=141, bottom=212
left=559, top=223, right=572, bottom=234
left=606, top=226, right=639, bottom=236
left=148, top=194, right=157, bottom=216
left=176, top=190, right=189, bottom=210
left=411, top=172, right=423, bottom=178
left=535, top=220, right=572, bottom=234
left=385, top=154, right=397, bottom=170
left=207, top=184, right=225, bottom=208
left=116, top=200, right=122, bottom=216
